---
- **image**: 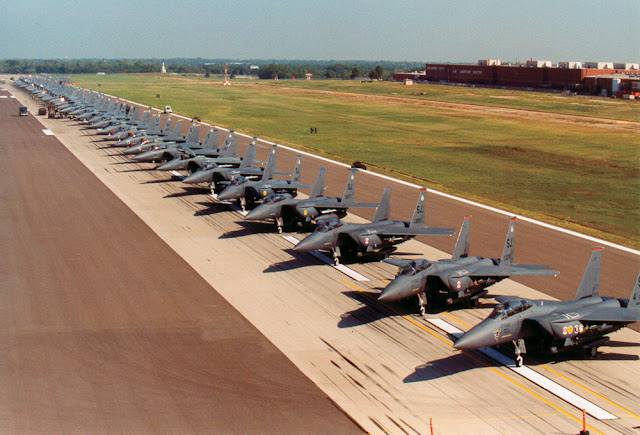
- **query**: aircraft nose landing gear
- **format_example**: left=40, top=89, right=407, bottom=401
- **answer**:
left=513, top=339, right=527, bottom=367
left=417, top=293, right=427, bottom=316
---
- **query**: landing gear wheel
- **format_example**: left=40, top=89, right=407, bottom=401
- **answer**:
left=516, top=355, right=524, bottom=367
left=209, top=182, right=216, bottom=196
left=587, top=347, right=598, bottom=358
left=239, top=197, right=247, bottom=212
left=275, top=217, right=284, bottom=233
left=332, top=247, right=341, bottom=266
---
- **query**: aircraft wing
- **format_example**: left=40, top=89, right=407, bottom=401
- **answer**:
left=382, top=258, right=414, bottom=268
left=577, top=307, right=640, bottom=323
left=378, top=227, right=455, bottom=237
left=459, top=264, right=559, bottom=277
left=346, top=202, right=380, bottom=208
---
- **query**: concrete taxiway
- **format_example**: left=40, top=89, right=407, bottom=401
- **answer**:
left=7, top=81, right=640, bottom=434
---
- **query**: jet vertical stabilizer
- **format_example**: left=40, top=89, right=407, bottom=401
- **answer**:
left=371, top=187, right=391, bottom=223
left=573, top=247, right=602, bottom=300
left=408, top=188, right=428, bottom=228
left=451, top=216, right=471, bottom=260
left=202, top=128, right=219, bottom=149
left=309, top=168, right=326, bottom=198
left=238, top=139, right=259, bottom=168
left=291, top=155, right=302, bottom=183
left=260, top=148, right=277, bottom=181
left=629, top=271, right=640, bottom=309
left=340, top=169, right=358, bottom=205
left=500, top=217, right=517, bottom=266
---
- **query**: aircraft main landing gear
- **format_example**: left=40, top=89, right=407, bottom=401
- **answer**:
left=275, top=217, right=284, bottom=234
left=513, top=339, right=526, bottom=367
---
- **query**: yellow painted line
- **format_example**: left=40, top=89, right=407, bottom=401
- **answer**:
left=444, top=309, right=638, bottom=421
left=342, top=280, right=604, bottom=435
left=540, top=363, right=640, bottom=420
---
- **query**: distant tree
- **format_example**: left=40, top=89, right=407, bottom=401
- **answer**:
left=350, top=67, right=359, bottom=79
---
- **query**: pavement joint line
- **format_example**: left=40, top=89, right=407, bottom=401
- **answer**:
left=98, top=91, right=639, bottom=257
left=342, top=279, right=605, bottom=433
left=282, top=237, right=369, bottom=281
left=425, top=318, right=617, bottom=421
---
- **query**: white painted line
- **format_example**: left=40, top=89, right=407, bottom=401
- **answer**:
left=9, top=95, right=16, bottom=98
left=282, top=235, right=369, bottom=281
left=43, top=129, right=55, bottom=136
left=170, top=170, right=184, bottom=179
left=0, top=96, right=8, bottom=99
left=96, top=90, right=639, bottom=256
left=209, top=193, right=248, bottom=216
left=425, top=318, right=617, bottom=420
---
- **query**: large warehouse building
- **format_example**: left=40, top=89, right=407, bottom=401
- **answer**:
left=394, top=60, right=640, bottom=97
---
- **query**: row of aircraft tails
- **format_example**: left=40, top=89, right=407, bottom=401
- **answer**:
left=18, top=75, right=640, bottom=367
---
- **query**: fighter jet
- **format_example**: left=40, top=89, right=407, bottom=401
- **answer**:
left=378, top=217, right=559, bottom=315
left=454, top=248, right=640, bottom=366
left=244, top=168, right=378, bottom=233
left=181, top=138, right=269, bottom=193
left=293, top=187, right=455, bottom=265
left=217, top=153, right=310, bottom=210
left=155, top=130, right=237, bottom=174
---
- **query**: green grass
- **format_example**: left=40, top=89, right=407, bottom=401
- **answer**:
left=72, top=74, right=640, bottom=248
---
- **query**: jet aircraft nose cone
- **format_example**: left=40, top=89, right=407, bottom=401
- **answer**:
left=293, top=233, right=326, bottom=252
left=245, top=205, right=271, bottom=221
left=217, top=186, right=242, bottom=201
left=130, top=150, right=157, bottom=162
left=453, top=321, right=497, bottom=350
left=378, top=276, right=415, bottom=302
left=183, top=169, right=212, bottom=184
left=156, top=159, right=182, bottom=171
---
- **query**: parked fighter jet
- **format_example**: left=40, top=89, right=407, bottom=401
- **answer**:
left=156, top=130, right=237, bottom=174
left=378, top=217, right=559, bottom=315
left=245, top=168, right=378, bottom=233
left=454, top=248, right=640, bottom=366
left=217, top=154, right=311, bottom=210
left=182, top=138, right=269, bottom=193
left=293, top=187, right=455, bottom=264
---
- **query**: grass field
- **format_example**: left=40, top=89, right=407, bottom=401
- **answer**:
left=72, top=74, right=640, bottom=248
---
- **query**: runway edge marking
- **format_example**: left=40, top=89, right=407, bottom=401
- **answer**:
left=101, top=93, right=640, bottom=256
left=426, top=317, right=617, bottom=420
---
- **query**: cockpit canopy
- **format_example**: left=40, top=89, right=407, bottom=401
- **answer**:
left=316, top=219, right=344, bottom=232
left=488, top=299, right=533, bottom=320
left=230, top=175, right=248, bottom=186
left=263, top=193, right=288, bottom=204
left=399, top=259, right=430, bottom=276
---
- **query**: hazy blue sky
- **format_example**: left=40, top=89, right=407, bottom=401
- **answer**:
left=1, top=0, right=638, bottom=63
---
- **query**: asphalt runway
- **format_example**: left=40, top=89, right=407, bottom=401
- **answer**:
left=0, top=87, right=362, bottom=433
left=7, top=82, right=640, bottom=434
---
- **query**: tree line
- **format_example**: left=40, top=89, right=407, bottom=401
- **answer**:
left=0, top=58, right=423, bottom=80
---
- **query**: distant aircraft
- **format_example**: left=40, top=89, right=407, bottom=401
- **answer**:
left=245, top=168, right=378, bottom=233
left=379, top=217, right=559, bottom=315
left=293, top=187, right=454, bottom=264
left=454, top=248, right=640, bottom=366
left=217, top=154, right=312, bottom=211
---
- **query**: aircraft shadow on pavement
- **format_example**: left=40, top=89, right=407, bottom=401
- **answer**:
left=141, top=177, right=181, bottom=185
left=220, top=221, right=274, bottom=239
left=164, top=187, right=209, bottom=198
left=404, top=353, right=497, bottom=382
left=263, top=249, right=324, bottom=273
left=193, top=201, right=228, bottom=217
left=338, top=290, right=424, bottom=328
